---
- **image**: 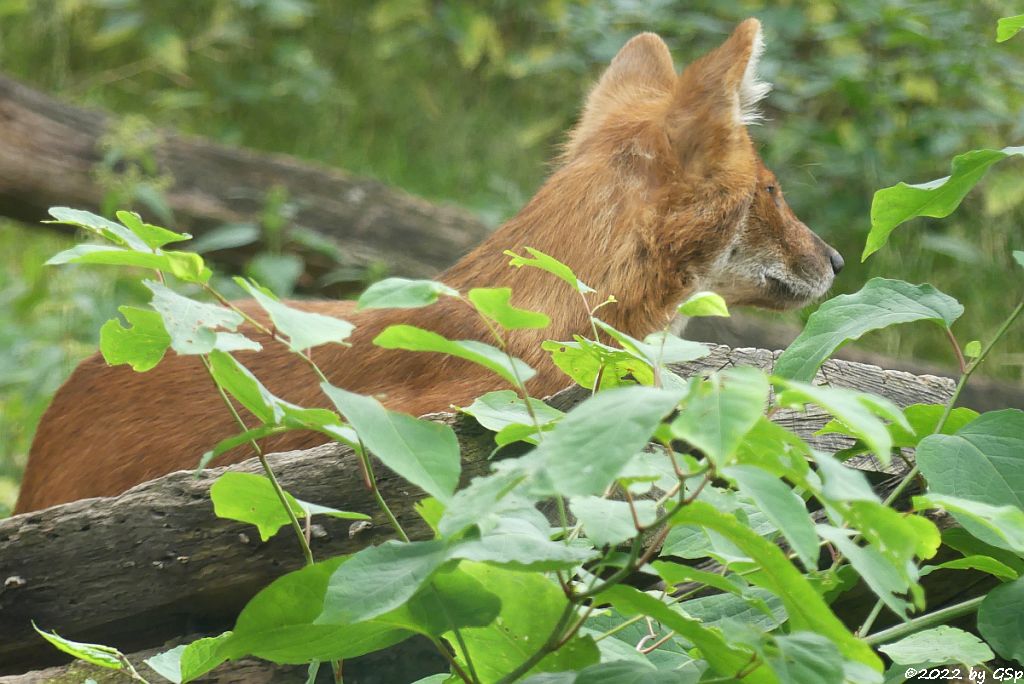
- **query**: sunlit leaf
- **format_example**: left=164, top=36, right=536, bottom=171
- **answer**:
left=996, top=14, right=1024, bottom=42
left=374, top=324, right=534, bottom=386
left=99, top=306, right=171, bottom=372
left=677, top=291, right=730, bottom=317
left=357, top=277, right=458, bottom=309
left=865, top=146, right=1024, bottom=259
left=210, top=472, right=368, bottom=542
left=468, top=286, right=550, bottom=329
left=505, top=246, right=594, bottom=293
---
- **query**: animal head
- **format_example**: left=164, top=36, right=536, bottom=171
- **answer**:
left=559, top=18, right=842, bottom=312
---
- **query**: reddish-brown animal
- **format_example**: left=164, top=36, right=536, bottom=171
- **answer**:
left=16, top=19, right=843, bottom=513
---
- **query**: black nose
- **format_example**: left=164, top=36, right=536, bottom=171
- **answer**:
left=829, top=250, right=845, bottom=275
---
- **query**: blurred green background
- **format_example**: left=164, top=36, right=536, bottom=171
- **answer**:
left=1, top=0, right=1022, bottom=514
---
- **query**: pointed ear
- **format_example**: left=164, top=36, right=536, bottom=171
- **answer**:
left=676, top=18, right=770, bottom=127
left=563, top=33, right=675, bottom=159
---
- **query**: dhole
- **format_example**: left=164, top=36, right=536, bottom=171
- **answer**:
left=15, top=19, right=843, bottom=513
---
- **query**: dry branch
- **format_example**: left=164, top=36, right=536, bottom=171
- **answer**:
left=0, top=72, right=489, bottom=279
left=0, top=345, right=954, bottom=675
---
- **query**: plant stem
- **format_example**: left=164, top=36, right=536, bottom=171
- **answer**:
left=883, top=297, right=1024, bottom=509
left=856, top=298, right=1024, bottom=633
left=201, top=356, right=314, bottom=566
left=356, top=440, right=409, bottom=542
left=856, top=598, right=885, bottom=637
left=863, top=596, right=985, bottom=646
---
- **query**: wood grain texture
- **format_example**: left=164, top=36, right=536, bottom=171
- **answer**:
left=0, top=345, right=954, bottom=674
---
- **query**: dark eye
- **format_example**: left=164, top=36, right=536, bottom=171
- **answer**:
left=765, top=185, right=776, bottom=195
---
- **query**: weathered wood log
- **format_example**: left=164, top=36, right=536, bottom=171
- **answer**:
left=0, top=345, right=954, bottom=674
left=0, top=72, right=489, bottom=280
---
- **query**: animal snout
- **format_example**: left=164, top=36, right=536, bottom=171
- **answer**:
left=828, top=249, right=844, bottom=275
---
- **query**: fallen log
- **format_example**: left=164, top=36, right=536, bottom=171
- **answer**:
left=0, top=73, right=489, bottom=280
left=0, top=346, right=955, bottom=674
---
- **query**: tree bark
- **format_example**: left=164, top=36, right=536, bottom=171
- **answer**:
left=0, top=72, right=489, bottom=280
left=0, top=346, right=955, bottom=675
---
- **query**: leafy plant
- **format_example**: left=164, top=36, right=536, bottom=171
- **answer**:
left=25, top=10, right=1024, bottom=684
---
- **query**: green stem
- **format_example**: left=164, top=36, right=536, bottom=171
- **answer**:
left=884, top=297, right=1024, bottom=509
left=856, top=298, right=1024, bottom=631
left=863, top=596, right=985, bottom=646
left=202, top=356, right=314, bottom=566
left=356, top=440, right=409, bottom=542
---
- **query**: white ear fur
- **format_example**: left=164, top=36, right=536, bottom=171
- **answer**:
left=738, top=24, right=771, bottom=125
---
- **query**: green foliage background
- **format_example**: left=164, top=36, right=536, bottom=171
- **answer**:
left=0, top=0, right=1022, bottom=512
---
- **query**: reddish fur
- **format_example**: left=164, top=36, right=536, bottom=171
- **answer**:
left=15, top=19, right=841, bottom=513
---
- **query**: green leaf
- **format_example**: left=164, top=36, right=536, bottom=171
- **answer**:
left=389, top=565, right=502, bottom=636
left=768, top=632, right=845, bottom=684
left=963, top=340, right=982, bottom=358
left=144, top=645, right=186, bottom=683
left=672, top=502, right=881, bottom=670
left=978, top=576, right=1024, bottom=662
left=357, top=277, right=458, bottom=309
left=531, top=386, right=684, bottom=496
left=844, top=501, right=941, bottom=566
left=48, top=244, right=171, bottom=270
left=542, top=337, right=653, bottom=389
left=914, top=493, right=1024, bottom=554
left=374, top=324, right=535, bottom=386
left=1014, top=250, right=1024, bottom=268
left=996, top=14, right=1024, bottom=42
left=570, top=496, right=657, bottom=548
left=816, top=524, right=913, bottom=618
left=672, top=367, right=769, bottom=466
left=650, top=560, right=747, bottom=597
left=881, top=626, right=994, bottom=667
left=187, top=222, right=260, bottom=253
left=505, top=246, right=594, bottom=293
left=468, top=287, right=550, bottom=329
left=811, top=451, right=879, bottom=503
left=597, top=584, right=775, bottom=683
left=677, top=291, right=730, bottom=317
left=99, top=306, right=171, bottom=372
left=47, top=242, right=209, bottom=283
left=33, top=623, right=124, bottom=670
left=920, top=555, right=1018, bottom=581
left=451, top=515, right=596, bottom=570
left=320, top=540, right=451, bottom=624
left=593, top=319, right=709, bottom=369
left=116, top=210, right=191, bottom=249
left=776, top=279, right=963, bottom=382
left=776, top=379, right=905, bottom=464
left=148, top=635, right=235, bottom=684
left=885, top=404, right=978, bottom=448
left=724, top=465, right=819, bottom=570
left=208, top=350, right=282, bottom=424
left=210, top=472, right=368, bottom=541
left=321, top=383, right=460, bottom=502
left=198, top=425, right=285, bottom=470
left=942, top=527, right=1024, bottom=575
left=145, top=280, right=260, bottom=354
left=865, top=146, right=1024, bottom=259
left=234, top=278, right=354, bottom=351
left=459, top=390, right=563, bottom=446
left=47, top=206, right=149, bottom=250
left=202, top=557, right=410, bottom=667
left=917, top=408, right=1024, bottom=507
left=246, top=253, right=303, bottom=297
left=448, top=563, right=599, bottom=681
